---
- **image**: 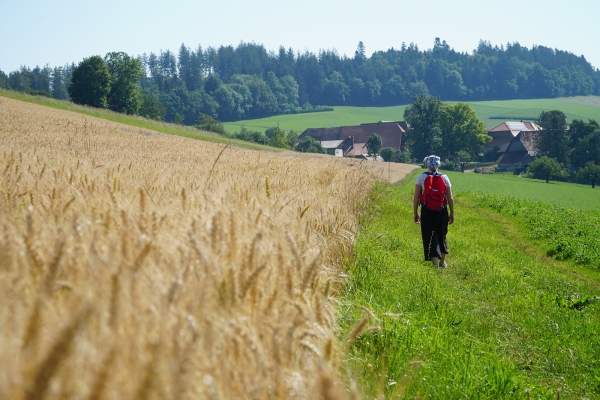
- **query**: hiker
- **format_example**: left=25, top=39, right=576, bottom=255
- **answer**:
left=413, top=155, right=454, bottom=268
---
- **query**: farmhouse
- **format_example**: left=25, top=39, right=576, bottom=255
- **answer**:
left=496, top=130, right=538, bottom=171
left=485, top=121, right=541, bottom=158
left=299, top=121, right=407, bottom=158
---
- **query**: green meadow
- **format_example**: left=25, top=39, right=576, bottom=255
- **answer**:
left=224, top=96, right=600, bottom=133
left=445, top=171, right=600, bottom=211
left=340, top=170, right=600, bottom=399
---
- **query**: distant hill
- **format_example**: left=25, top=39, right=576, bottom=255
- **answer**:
left=223, top=96, right=600, bottom=133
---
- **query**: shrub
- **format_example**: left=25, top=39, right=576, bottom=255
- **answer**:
left=439, top=160, right=460, bottom=171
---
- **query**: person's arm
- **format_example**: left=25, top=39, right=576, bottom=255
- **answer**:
left=413, top=184, right=421, bottom=224
left=446, top=186, right=454, bottom=224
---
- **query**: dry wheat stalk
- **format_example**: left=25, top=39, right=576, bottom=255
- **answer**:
left=0, top=96, right=377, bottom=400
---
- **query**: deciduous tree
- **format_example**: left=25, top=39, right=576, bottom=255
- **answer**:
left=366, top=133, right=382, bottom=159
left=403, top=94, right=442, bottom=160
left=439, top=103, right=490, bottom=159
left=296, top=137, right=324, bottom=153
left=194, top=113, right=225, bottom=134
left=139, top=93, right=166, bottom=121
left=380, top=147, right=395, bottom=162
left=104, top=52, right=144, bottom=114
left=68, top=56, right=111, bottom=108
left=535, top=110, right=570, bottom=164
left=267, top=127, right=290, bottom=149
left=576, top=161, right=600, bottom=188
left=526, top=156, right=568, bottom=183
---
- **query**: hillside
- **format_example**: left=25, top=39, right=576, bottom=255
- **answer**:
left=0, top=96, right=422, bottom=399
left=224, top=96, right=600, bottom=133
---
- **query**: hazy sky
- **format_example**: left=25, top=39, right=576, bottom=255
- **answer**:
left=2, top=0, right=599, bottom=73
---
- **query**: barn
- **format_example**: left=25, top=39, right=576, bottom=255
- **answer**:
left=299, top=121, right=407, bottom=158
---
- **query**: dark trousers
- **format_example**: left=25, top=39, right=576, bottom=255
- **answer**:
left=420, top=207, right=449, bottom=261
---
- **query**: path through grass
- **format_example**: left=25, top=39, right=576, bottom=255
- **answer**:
left=339, top=172, right=600, bottom=399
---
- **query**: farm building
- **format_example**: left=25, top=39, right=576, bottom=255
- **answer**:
left=485, top=121, right=541, bottom=159
left=299, top=121, right=407, bottom=158
left=496, top=130, right=538, bottom=171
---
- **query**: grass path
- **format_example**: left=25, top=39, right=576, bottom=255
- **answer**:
left=339, top=172, right=600, bottom=399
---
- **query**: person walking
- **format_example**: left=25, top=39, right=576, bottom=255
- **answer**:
left=413, top=155, right=454, bottom=268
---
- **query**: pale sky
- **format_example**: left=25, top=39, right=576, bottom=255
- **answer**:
left=1, top=0, right=599, bottom=73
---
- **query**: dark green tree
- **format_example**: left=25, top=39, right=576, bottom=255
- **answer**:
left=455, top=150, right=471, bottom=173
left=526, top=156, right=568, bottom=183
left=296, top=137, right=324, bottom=153
left=576, top=161, right=600, bottom=188
left=380, top=147, right=395, bottom=162
left=287, top=130, right=299, bottom=148
left=195, top=113, right=225, bottom=134
left=439, top=103, right=490, bottom=159
left=52, top=67, right=69, bottom=99
left=267, top=127, right=290, bottom=149
left=104, top=52, right=144, bottom=114
left=535, top=110, right=570, bottom=164
left=403, top=94, right=442, bottom=160
left=366, top=133, right=382, bottom=158
left=569, top=119, right=599, bottom=147
left=232, top=126, right=267, bottom=145
left=9, top=67, right=33, bottom=93
left=323, top=71, right=350, bottom=105
left=139, top=93, right=167, bottom=121
left=68, top=56, right=111, bottom=108
left=0, top=69, right=7, bottom=88
left=569, top=120, right=600, bottom=170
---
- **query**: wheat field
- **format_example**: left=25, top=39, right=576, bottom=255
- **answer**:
left=0, top=97, right=385, bottom=399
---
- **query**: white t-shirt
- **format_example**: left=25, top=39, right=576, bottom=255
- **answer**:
left=415, top=171, right=451, bottom=194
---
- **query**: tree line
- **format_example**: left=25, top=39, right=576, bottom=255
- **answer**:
left=2, top=38, right=600, bottom=125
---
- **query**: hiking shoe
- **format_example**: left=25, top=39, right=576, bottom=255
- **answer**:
left=439, top=261, right=447, bottom=268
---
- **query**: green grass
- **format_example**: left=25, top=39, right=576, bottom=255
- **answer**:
left=467, top=97, right=600, bottom=128
left=223, top=105, right=410, bottom=133
left=224, top=96, right=600, bottom=133
left=0, top=89, right=281, bottom=152
left=340, top=173, right=600, bottom=399
left=444, top=171, right=600, bottom=211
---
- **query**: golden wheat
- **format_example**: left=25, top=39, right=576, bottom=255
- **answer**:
left=0, top=96, right=385, bottom=399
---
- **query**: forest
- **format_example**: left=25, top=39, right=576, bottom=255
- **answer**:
left=1, top=38, right=599, bottom=125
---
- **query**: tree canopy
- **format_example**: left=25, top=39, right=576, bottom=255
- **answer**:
left=68, top=56, right=111, bottom=108
left=366, top=133, right=382, bottom=158
left=535, top=110, right=570, bottom=165
left=7, top=38, right=600, bottom=125
left=439, top=103, right=491, bottom=159
left=104, top=52, right=145, bottom=114
left=403, top=94, right=442, bottom=160
left=296, top=137, right=324, bottom=153
left=526, top=156, right=568, bottom=183
left=575, top=161, right=600, bottom=188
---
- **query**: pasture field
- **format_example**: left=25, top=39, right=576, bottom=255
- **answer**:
left=0, top=96, right=382, bottom=399
left=223, top=96, right=600, bottom=133
left=444, top=171, right=600, bottom=211
left=340, top=172, right=600, bottom=399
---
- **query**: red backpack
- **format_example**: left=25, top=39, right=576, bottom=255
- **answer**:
left=420, top=171, right=447, bottom=211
